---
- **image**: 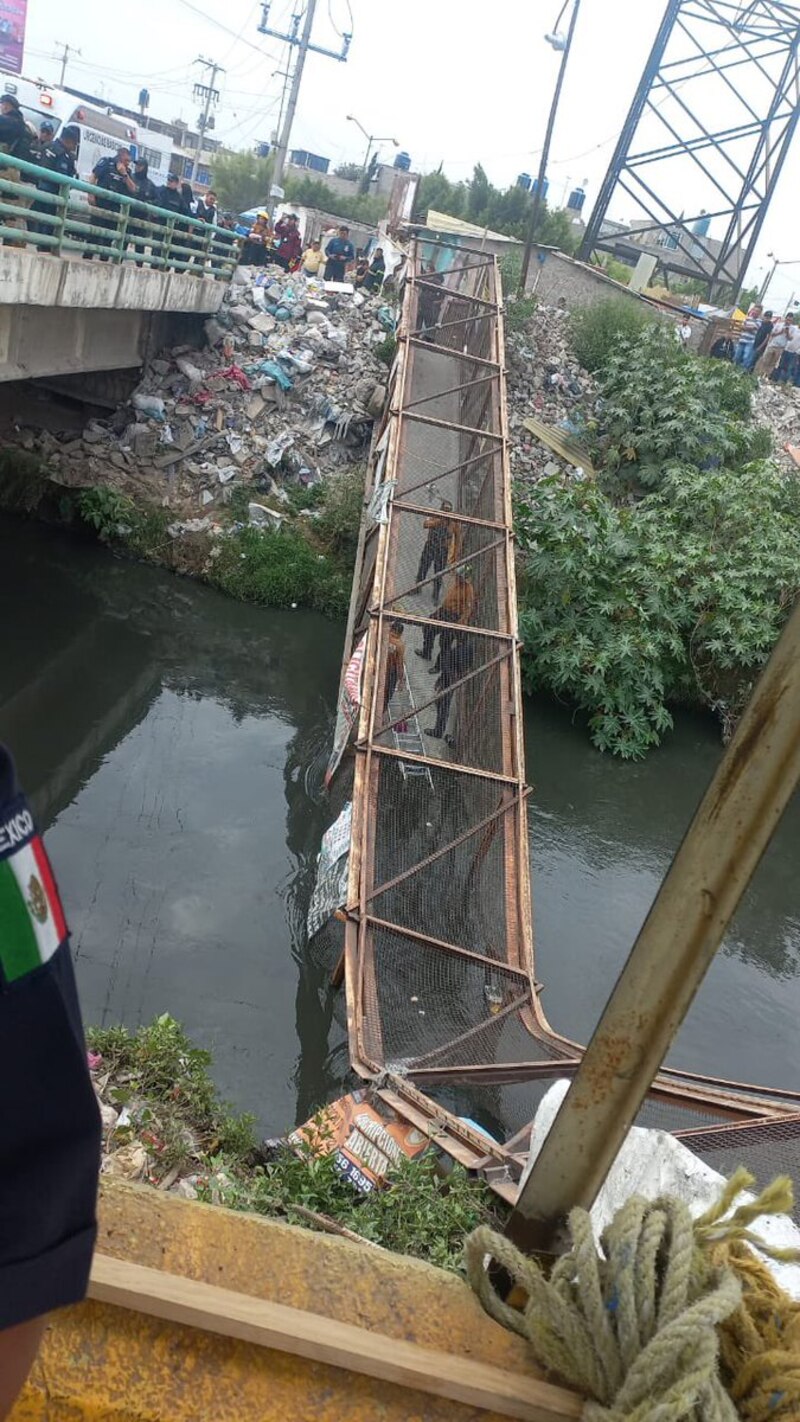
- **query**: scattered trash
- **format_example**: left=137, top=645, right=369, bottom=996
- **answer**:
left=248, top=501, right=283, bottom=528
left=17, top=262, right=398, bottom=539
left=133, top=393, right=166, bottom=421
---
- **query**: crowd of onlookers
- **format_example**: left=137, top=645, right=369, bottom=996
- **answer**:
left=237, top=209, right=386, bottom=289
left=0, top=92, right=233, bottom=262
left=0, top=93, right=389, bottom=285
left=729, top=302, right=800, bottom=385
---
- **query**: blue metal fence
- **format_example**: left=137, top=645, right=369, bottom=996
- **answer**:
left=0, top=151, right=239, bottom=279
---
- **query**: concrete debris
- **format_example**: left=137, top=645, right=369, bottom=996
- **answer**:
left=751, top=380, right=800, bottom=472
left=27, top=264, right=395, bottom=523
left=505, top=302, right=598, bottom=487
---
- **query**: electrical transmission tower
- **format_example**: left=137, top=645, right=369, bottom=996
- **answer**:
left=579, top=1, right=800, bottom=298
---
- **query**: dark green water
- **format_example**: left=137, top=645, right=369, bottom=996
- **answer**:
left=1, top=517, right=797, bottom=1135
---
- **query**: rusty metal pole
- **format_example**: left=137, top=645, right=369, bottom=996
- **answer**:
left=507, top=595, right=800, bottom=1256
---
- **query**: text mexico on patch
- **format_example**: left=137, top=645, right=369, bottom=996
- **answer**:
left=0, top=801, right=68, bottom=983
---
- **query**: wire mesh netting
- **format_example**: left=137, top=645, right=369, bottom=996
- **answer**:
left=677, top=1117, right=800, bottom=1220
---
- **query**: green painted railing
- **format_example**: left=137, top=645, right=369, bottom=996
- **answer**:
left=0, top=151, right=239, bottom=279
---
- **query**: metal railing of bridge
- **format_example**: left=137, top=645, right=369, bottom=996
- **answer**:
left=0, top=151, right=239, bottom=278
left=318, top=236, right=800, bottom=1191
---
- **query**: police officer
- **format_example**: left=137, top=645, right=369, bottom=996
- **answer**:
left=34, top=119, right=55, bottom=160
left=131, top=157, right=156, bottom=265
left=84, top=146, right=136, bottom=260
left=0, top=94, right=34, bottom=244
left=0, top=93, right=33, bottom=160
left=157, top=170, right=186, bottom=215
left=31, top=123, right=79, bottom=241
left=0, top=744, right=100, bottom=1415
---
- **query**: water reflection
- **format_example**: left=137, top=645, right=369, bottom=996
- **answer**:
left=526, top=695, right=800, bottom=1090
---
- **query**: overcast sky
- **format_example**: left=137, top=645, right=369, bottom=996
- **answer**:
left=21, top=0, right=800, bottom=307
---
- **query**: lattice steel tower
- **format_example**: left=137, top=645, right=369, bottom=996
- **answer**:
left=579, top=1, right=800, bottom=298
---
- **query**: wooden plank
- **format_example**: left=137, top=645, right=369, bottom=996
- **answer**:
left=88, top=1254, right=582, bottom=1422
left=521, top=416, right=595, bottom=477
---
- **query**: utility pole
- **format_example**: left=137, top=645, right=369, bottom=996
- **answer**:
left=259, top=1, right=351, bottom=210
left=518, top=0, right=582, bottom=296
left=54, top=41, right=81, bottom=88
left=191, top=56, right=224, bottom=186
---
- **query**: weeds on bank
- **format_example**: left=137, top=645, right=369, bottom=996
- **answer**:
left=89, top=1016, right=506, bottom=1273
left=75, top=464, right=363, bottom=620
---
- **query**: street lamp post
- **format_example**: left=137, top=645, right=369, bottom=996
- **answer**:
left=518, top=0, right=582, bottom=296
left=346, top=114, right=399, bottom=188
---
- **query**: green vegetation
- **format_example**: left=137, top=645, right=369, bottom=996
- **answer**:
left=374, top=332, right=398, bottom=367
left=516, top=304, right=798, bottom=757
left=209, top=524, right=350, bottom=617
left=597, top=256, right=634, bottom=287
left=568, top=297, right=656, bottom=373
left=413, top=163, right=579, bottom=253
left=89, top=1016, right=504, bottom=1271
left=283, top=173, right=387, bottom=226
left=593, top=324, right=762, bottom=493
left=211, top=150, right=273, bottom=215
left=88, top=1015, right=256, bottom=1175
left=75, top=466, right=364, bottom=620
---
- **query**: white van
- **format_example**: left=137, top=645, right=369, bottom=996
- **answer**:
left=0, top=75, right=178, bottom=201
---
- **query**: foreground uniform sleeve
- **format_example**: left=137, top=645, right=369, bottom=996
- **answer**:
left=0, top=746, right=100, bottom=1330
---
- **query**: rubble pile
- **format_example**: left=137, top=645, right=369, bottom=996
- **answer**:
left=751, top=379, right=800, bottom=473
left=33, top=265, right=397, bottom=528
left=505, top=302, right=599, bottom=486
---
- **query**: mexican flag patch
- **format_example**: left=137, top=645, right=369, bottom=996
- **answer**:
left=0, top=805, right=68, bottom=982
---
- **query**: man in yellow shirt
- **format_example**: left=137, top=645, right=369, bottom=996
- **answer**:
left=301, top=239, right=325, bottom=276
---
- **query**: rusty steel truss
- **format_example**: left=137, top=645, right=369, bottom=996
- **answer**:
left=325, top=237, right=800, bottom=1196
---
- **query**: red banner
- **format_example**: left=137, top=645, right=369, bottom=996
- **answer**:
left=0, top=0, right=26, bottom=76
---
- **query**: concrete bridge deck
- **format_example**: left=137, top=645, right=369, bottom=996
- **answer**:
left=0, top=246, right=226, bottom=381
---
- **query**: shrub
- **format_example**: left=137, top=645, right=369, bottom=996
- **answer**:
left=592, top=324, right=766, bottom=495
left=569, top=297, right=655, bottom=372
left=516, top=461, right=800, bottom=757
left=374, top=333, right=397, bottom=367
left=209, top=524, right=350, bottom=618
left=313, top=466, right=364, bottom=564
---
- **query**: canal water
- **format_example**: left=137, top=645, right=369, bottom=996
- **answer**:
left=2, top=516, right=797, bottom=1135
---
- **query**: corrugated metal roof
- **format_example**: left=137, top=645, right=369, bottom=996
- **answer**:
left=423, top=209, right=522, bottom=245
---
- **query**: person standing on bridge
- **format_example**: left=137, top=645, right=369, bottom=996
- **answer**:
left=30, top=124, right=79, bottom=241
left=416, top=500, right=455, bottom=603
left=130, top=158, right=156, bottom=266
left=0, top=743, right=100, bottom=1418
left=383, top=620, right=406, bottom=715
left=428, top=629, right=474, bottom=742
left=0, top=94, right=35, bottom=245
left=34, top=119, right=55, bottom=161
left=416, top=568, right=476, bottom=670
left=85, top=147, right=136, bottom=260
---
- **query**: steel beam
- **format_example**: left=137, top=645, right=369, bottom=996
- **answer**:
left=579, top=0, right=800, bottom=300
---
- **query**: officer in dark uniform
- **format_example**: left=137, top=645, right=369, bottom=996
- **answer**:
left=31, top=123, right=79, bottom=241
left=0, top=744, right=100, bottom=1414
left=131, top=157, right=156, bottom=265
left=84, top=145, right=136, bottom=260
left=34, top=118, right=55, bottom=161
left=154, top=172, right=188, bottom=267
